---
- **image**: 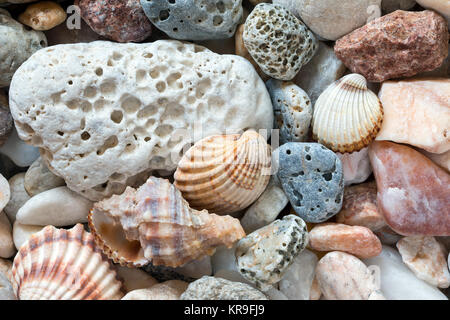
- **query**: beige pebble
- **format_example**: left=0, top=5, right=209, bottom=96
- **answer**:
left=24, top=156, right=65, bottom=197
left=0, top=257, right=12, bottom=281
left=18, top=1, right=67, bottom=31
left=0, top=211, right=15, bottom=258
left=121, top=280, right=188, bottom=300
left=4, top=173, right=31, bottom=223
left=309, top=223, right=382, bottom=259
left=397, top=236, right=450, bottom=288
left=115, top=265, right=158, bottom=293
left=336, top=181, right=386, bottom=231
left=12, top=221, right=45, bottom=250
left=0, top=174, right=10, bottom=213
left=316, top=251, right=384, bottom=300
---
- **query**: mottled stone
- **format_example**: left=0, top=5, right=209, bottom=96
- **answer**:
left=274, top=0, right=381, bottom=41
left=316, top=251, right=384, bottom=300
left=279, top=249, right=318, bottom=300
left=0, top=9, right=47, bottom=87
left=397, top=236, right=450, bottom=288
left=376, top=78, right=450, bottom=154
left=0, top=91, right=12, bottom=147
left=294, top=41, right=347, bottom=106
left=140, top=0, right=242, bottom=40
left=181, top=276, right=268, bottom=300
left=416, top=0, right=450, bottom=28
left=115, top=265, right=158, bottom=293
left=0, top=211, right=14, bottom=258
left=277, top=143, right=344, bottom=223
left=240, top=175, right=288, bottom=234
left=236, top=215, right=308, bottom=291
left=122, top=280, right=188, bottom=300
left=309, top=223, right=382, bottom=259
left=364, top=246, right=448, bottom=300
left=24, top=157, right=65, bottom=197
left=337, top=148, right=372, bottom=186
left=336, top=181, right=386, bottom=231
left=266, top=79, right=312, bottom=144
left=18, top=1, right=66, bottom=31
left=369, top=141, right=450, bottom=236
left=76, top=0, right=152, bottom=42
left=335, top=10, right=449, bottom=82
left=243, top=3, right=317, bottom=81
left=3, top=173, right=30, bottom=223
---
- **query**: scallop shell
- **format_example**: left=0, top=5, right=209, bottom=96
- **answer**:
left=88, top=176, right=246, bottom=268
left=174, top=130, right=272, bottom=215
left=312, top=73, right=383, bottom=153
left=11, top=224, right=124, bottom=300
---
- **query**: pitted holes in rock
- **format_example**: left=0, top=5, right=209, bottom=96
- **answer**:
left=100, top=81, right=117, bottom=97
left=138, top=105, right=158, bottom=119
left=155, top=124, right=174, bottom=138
left=111, top=110, right=123, bottom=124
left=97, top=135, right=119, bottom=156
left=121, top=96, right=142, bottom=114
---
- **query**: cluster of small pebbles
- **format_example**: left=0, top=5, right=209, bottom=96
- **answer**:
left=0, top=0, right=448, bottom=301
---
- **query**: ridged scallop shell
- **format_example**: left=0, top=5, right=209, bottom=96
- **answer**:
left=312, top=74, right=383, bottom=153
left=11, top=224, right=124, bottom=300
left=88, top=176, right=246, bottom=268
left=174, top=130, right=272, bottom=215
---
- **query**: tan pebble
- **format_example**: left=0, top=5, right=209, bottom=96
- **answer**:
left=309, top=275, right=321, bottom=300
left=19, top=1, right=67, bottom=31
left=24, top=157, right=65, bottom=197
left=0, top=211, right=15, bottom=258
left=336, top=181, right=386, bottom=231
left=0, top=257, right=12, bottom=281
left=4, top=173, right=30, bottom=223
left=115, top=265, right=158, bottom=293
left=309, top=223, right=382, bottom=259
left=316, top=251, right=384, bottom=300
left=0, top=174, right=10, bottom=213
left=397, top=236, right=450, bottom=288
left=12, top=221, right=44, bottom=250
left=121, top=280, right=188, bottom=300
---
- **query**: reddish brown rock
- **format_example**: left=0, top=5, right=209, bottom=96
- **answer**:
left=76, top=0, right=152, bottom=43
left=334, top=10, right=449, bottom=82
left=369, top=141, right=450, bottom=236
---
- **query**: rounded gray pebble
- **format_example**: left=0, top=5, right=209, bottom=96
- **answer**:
left=24, top=157, right=65, bottom=197
left=140, top=0, right=243, bottom=40
left=180, top=276, right=268, bottom=300
left=266, top=79, right=312, bottom=144
left=277, top=143, right=344, bottom=223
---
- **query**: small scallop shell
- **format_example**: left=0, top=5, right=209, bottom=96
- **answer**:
left=312, top=74, right=383, bottom=153
left=11, top=224, right=124, bottom=300
left=88, top=176, right=246, bottom=268
left=174, top=130, right=272, bottom=215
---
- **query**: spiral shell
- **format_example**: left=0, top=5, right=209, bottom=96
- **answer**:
left=88, top=176, right=246, bottom=268
left=11, top=224, right=124, bottom=300
left=174, top=130, right=272, bottom=215
left=312, top=74, right=383, bottom=153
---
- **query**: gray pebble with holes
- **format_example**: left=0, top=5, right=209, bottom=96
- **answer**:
left=140, top=0, right=243, bottom=40
left=277, top=142, right=344, bottom=223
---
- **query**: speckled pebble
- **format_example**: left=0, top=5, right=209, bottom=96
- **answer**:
left=236, top=215, right=309, bottom=291
left=24, top=157, right=65, bottom=197
left=266, top=79, right=312, bottom=144
left=277, top=143, right=344, bottom=223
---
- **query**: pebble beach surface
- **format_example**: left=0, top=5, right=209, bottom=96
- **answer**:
left=0, top=0, right=448, bottom=301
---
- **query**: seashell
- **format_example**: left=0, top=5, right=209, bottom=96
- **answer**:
left=174, top=130, right=272, bottom=215
left=88, top=176, right=246, bottom=268
left=312, top=74, right=383, bottom=153
left=11, top=224, right=124, bottom=300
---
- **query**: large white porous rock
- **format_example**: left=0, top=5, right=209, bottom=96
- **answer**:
left=364, top=246, right=448, bottom=300
left=9, top=40, right=274, bottom=201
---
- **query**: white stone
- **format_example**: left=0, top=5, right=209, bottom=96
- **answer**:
left=0, top=211, right=14, bottom=258
left=0, top=173, right=9, bottom=213
left=364, top=246, right=448, bottom=300
left=0, top=128, right=39, bottom=167
left=115, top=265, right=158, bottom=293
left=240, top=175, right=288, bottom=233
left=16, top=186, right=93, bottom=226
left=3, top=173, right=30, bottom=223
left=337, top=147, right=372, bottom=186
left=9, top=40, right=274, bottom=201
left=175, top=256, right=212, bottom=279
left=279, top=249, right=318, bottom=300
left=12, top=221, right=44, bottom=251
left=0, top=272, right=15, bottom=300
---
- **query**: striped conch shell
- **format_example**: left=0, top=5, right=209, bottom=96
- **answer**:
left=11, top=224, right=124, bottom=300
left=88, top=176, right=246, bottom=268
left=174, top=130, right=272, bottom=215
left=312, top=74, right=383, bottom=153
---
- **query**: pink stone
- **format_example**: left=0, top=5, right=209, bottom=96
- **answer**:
left=418, top=149, right=450, bottom=173
left=376, top=78, right=450, bottom=154
left=369, top=141, right=450, bottom=236
left=337, top=147, right=372, bottom=186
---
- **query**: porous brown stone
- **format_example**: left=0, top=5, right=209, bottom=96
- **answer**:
left=334, top=10, right=449, bottom=82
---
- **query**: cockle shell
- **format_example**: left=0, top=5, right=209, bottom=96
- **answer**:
left=174, top=130, right=272, bottom=215
left=312, top=74, right=383, bottom=153
left=11, top=224, right=124, bottom=300
left=88, top=176, right=246, bottom=268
